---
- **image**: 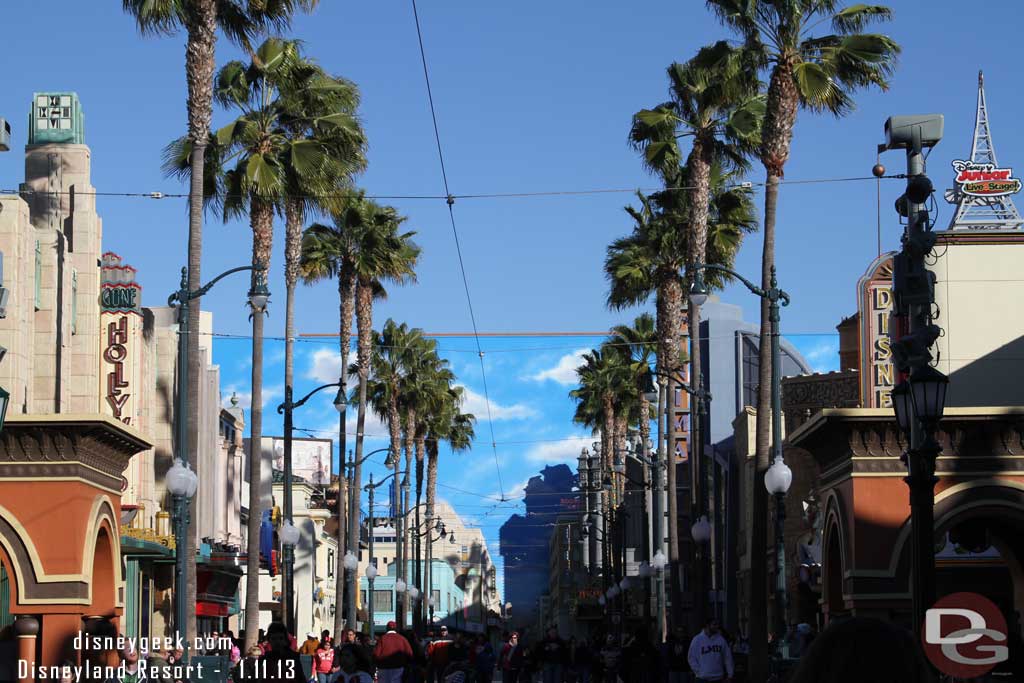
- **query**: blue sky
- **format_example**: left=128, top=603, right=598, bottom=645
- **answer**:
left=3, top=0, right=1023, bottom=592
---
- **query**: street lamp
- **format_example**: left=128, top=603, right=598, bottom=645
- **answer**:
left=364, top=468, right=403, bottom=634
left=765, top=457, right=792, bottom=657
left=690, top=262, right=789, bottom=656
left=277, top=377, right=346, bottom=635
left=691, top=516, right=711, bottom=544
left=344, top=446, right=392, bottom=629
left=166, top=261, right=263, bottom=652
left=166, top=459, right=198, bottom=648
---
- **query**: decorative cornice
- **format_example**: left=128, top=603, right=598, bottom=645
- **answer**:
left=791, top=407, right=1024, bottom=480
left=0, top=415, right=151, bottom=482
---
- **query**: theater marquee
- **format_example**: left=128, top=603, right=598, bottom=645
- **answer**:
left=857, top=254, right=895, bottom=408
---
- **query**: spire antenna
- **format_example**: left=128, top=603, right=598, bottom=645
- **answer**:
left=945, top=71, right=1023, bottom=231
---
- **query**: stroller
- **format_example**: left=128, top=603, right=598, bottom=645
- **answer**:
left=443, top=659, right=478, bottom=683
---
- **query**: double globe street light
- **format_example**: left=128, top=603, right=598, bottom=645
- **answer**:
left=276, top=379, right=347, bottom=635
left=166, top=262, right=268, bottom=656
left=690, top=262, right=791, bottom=656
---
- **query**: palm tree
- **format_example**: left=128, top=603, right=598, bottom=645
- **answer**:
left=609, top=312, right=658, bottom=471
left=350, top=201, right=420, bottom=626
left=366, top=319, right=423, bottom=627
left=300, top=194, right=368, bottom=635
left=124, top=0, right=315, bottom=646
left=630, top=43, right=762, bottom=555
left=707, top=2, right=899, bottom=672
left=208, top=37, right=355, bottom=648
left=605, top=192, right=688, bottom=617
left=278, top=63, right=365, bottom=602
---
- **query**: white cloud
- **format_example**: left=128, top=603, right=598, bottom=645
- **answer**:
left=528, top=348, right=589, bottom=385
left=306, top=348, right=343, bottom=383
left=500, top=478, right=532, bottom=501
left=525, top=436, right=592, bottom=464
left=457, top=385, right=536, bottom=420
left=802, top=341, right=839, bottom=373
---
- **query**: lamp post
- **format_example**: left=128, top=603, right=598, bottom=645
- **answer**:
left=345, top=446, right=392, bottom=628
left=764, top=456, right=792, bottom=658
left=166, top=460, right=198, bottom=649
left=167, top=262, right=266, bottom=650
left=365, top=461, right=401, bottom=637
left=276, top=380, right=346, bottom=636
left=690, top=262, right=789, bottom=653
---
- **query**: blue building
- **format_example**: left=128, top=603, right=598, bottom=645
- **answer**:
left=498, top=464, right=576, bottom=632
left=359, top=559, right=464, bottom=633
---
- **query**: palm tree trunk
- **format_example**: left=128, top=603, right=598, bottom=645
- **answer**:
left=334, top=471, right=347, bottom=637
left=338, top=267, right=356, bottom=629
left=183, top=0, right=216, bottom=648
left=337, top=269, right=354, bottom=633
left=749, top=60, right=798, bottom=682
left=414, top=429, right=425, bottom=628
left=662, top=276, right=685, bottom=629
left=244, top=198, right=274, bottom=649
left=351, top=280, right=373, bottom=629
left=402, top=436, right=412, bottom=626
left=426, top=439, right=439, bottom=617
left=387, top=392, right=403, bottom=626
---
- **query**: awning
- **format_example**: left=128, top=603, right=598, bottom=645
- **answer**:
left=197, top=602, right=229, bottom=617
left=120, top=536, right=174, bottom=559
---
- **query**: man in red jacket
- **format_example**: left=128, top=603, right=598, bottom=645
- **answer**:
left=374, top=621, right=413, bottom=683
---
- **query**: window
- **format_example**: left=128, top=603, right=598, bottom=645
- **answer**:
left=327, top=550, right=335, bottom=579
left=461, top=546, right=468, bottom=557
left=373, top=590, right=392, bottom=612
left=71, top=270, right=77, bottom=334
left=360, top=590, right=367, bottom=606
left=741, top=335, right=759, bottom=409
left=34, top=241, right=42, bottom=310
left=431, top=590, right=441, bottom=610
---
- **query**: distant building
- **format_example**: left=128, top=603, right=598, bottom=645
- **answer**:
left=498, top=464, right=576, bottom=631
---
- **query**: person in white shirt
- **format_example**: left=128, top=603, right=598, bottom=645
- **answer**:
left=687, top=618, right=734, bottom=683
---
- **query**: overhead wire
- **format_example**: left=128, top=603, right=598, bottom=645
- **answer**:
left=409, top=0, right=505, bottom=502
left=0, top=174, right=903, bottom=202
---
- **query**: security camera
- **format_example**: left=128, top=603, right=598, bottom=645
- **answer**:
left=884, top=114, right=944, bottom=151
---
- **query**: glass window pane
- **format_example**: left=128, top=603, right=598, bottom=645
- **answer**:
left=373, top=590, right=392, bottom=612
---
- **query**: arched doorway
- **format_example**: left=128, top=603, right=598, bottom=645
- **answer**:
left=822, top=525, right=845, bottom=622
left=932, top=487, right=1024, bottom=640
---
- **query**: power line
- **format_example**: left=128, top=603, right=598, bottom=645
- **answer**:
left=410, top=0, right=505, bottom=502
left=0, top=173, right=904, bottom=202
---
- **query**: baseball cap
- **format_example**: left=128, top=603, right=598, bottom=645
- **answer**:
left=307, top=632, right=316, bottom=638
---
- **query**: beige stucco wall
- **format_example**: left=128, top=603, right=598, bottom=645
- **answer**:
left=930, top=237, right=1024, bottom=406
left=0, top=194, right=35, bottom=413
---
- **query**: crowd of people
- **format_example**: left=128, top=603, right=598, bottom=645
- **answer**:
left=87, top=614, right=977, bottom=683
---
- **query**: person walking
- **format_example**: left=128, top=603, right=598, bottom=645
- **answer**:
left=536, top=627, right=567, bottom=683
left=498, top=632, right=524, bottom=683
left=687, top=619, right=733, bottom=683
left=472, top=635, right=496, bottom=683
left=315, top=638, right=336, bottom=683
left=301, top=633, right=322, bottom=656
left=374, top=621, right=414, bottom=683
left=259, top=622, right=305, bottom=683
left=331, top=644, right=375, bottom=683
left=598, top=635, right=620, bottom=683
left=427, top=626, right=454, bottom=683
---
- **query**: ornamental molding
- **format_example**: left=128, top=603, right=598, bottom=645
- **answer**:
left=0, top=417, right=150, bottom=482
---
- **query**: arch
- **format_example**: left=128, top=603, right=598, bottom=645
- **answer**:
left=0, top=495, right=120, bottom=605
left=821, top=493, right=849, bottom=620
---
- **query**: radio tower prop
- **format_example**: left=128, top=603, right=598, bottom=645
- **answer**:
left=944, top=71, right=1024, bottom=231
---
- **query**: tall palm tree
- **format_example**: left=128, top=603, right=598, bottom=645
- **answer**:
left=350, top=201, right=420, bottom=625
left=207, top=37, right=353, bottom=648
left=423, top=383, right=475, bottom=618
left=707, top=3, right=899, bottom=672
left=124, top=0, right=315, bottom=646
left=366, top=320, right=423, bottom=627
left=609, top=312, right=659, bottom=473
left=279, top=65, right=365, bottom=622
left=300, top=195, right=365, bottom=635
left=605, top=192, right=688, bottom=617
left=631, top=43, right=762, bottom=561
